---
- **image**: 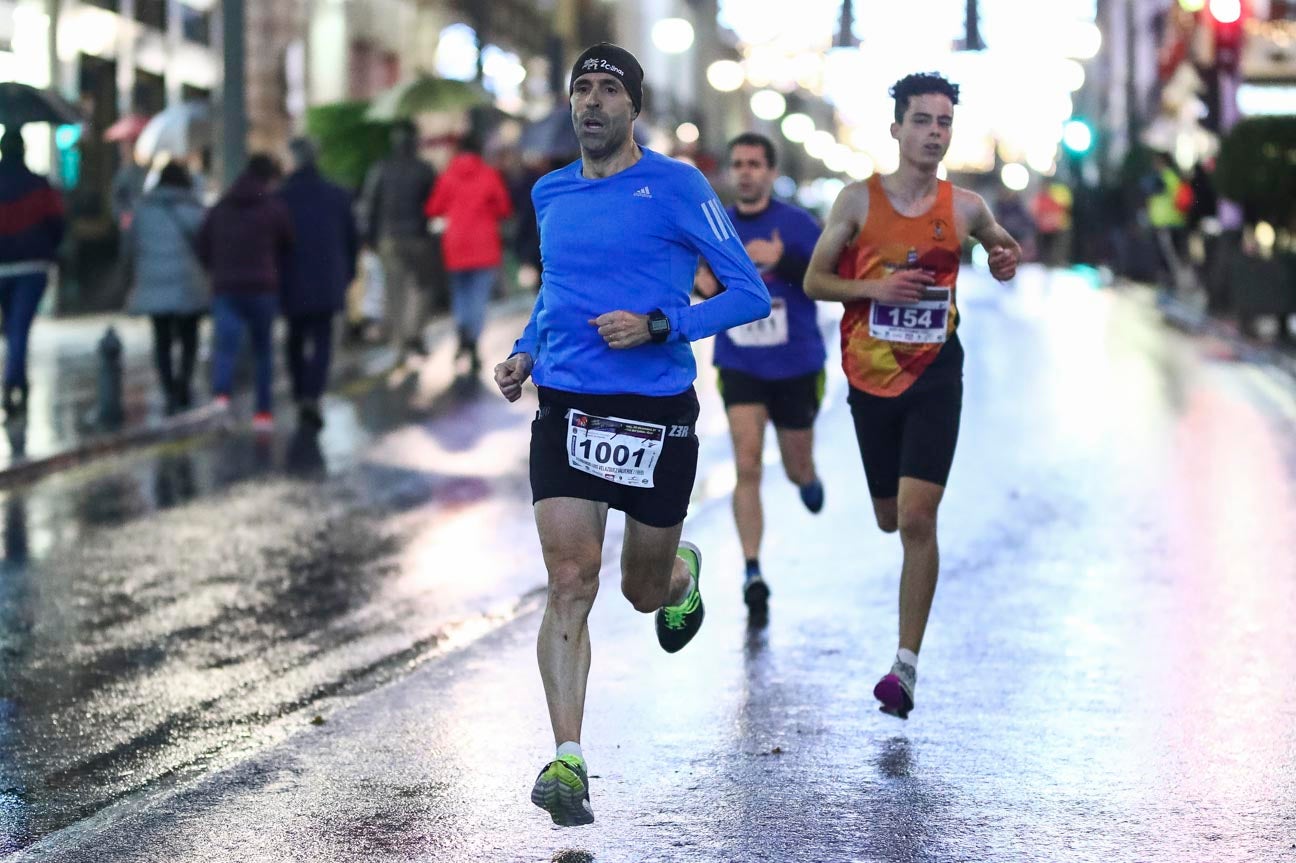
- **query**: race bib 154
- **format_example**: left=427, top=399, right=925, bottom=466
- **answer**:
left=869, top=287, right=951, bottom=344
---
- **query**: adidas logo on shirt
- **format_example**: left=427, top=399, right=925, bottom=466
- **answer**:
left=633, top=186, right=652, bottom=198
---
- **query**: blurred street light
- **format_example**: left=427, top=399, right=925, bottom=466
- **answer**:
left=676, top=122, right=700, bottom=143
left=1063, top=21, right=1103, bottom=59
left=805, top=129, right=836, bottom=158
left=1059, top=59, right=1086, bottom=92
left=652, top=18, right=695, bottom=54
left=780, top=112, right=815, bottom=143
left=750, top=89, right=787, bottom=121
left=824, top=143, right=851, bottom=173
left=706, top=60, right=745, bottom=92
left=1001, top=162, right=1030, bottom=190
left=847, top=151, right=875, bottom=180
left=1209, top=0, right=1241, bottom=24
left=1062, top=118, right=1094, bottom=153
left=1179, top=0, right=1206, bottom=10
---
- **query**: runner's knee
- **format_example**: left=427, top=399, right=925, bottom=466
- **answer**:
left=734, top=450, right=762, bottom=486
left=897, top=506, right=936, bottom=543
left=547, top=557, right=601, bottom=606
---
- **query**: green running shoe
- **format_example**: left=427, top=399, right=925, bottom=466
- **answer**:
left=656, top=541, right=704, bottom=653
left=530, top=754, right=594, bottom=826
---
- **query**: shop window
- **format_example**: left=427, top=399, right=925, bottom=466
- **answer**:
left=136, top=0, right=166, bottom=30
left=181, top=5, right=211, bottom=45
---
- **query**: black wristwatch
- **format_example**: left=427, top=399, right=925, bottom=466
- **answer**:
left=647, top=309, right=671, bottom=343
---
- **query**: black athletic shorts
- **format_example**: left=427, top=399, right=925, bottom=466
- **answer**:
left=717, top=368, right=825, bottom=430
left=847, top=374, right=962, bottom=500
left=530, top=386, right=700, bottom=528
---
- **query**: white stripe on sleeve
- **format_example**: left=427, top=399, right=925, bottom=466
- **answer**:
left=700, top=200, right=724, bottom=241
left=707, top=199, right=732, bottom=241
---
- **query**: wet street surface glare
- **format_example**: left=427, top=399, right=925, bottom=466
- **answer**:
left=3, top=268, right=1295, bottom=862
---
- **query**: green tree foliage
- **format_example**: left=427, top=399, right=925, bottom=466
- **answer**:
left=304, top=101, right=391, bottom=192
left=1215, top=116, right=1296, bottom=227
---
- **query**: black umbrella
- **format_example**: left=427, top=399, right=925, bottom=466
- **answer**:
left=0, top=82, right=82, bottom=128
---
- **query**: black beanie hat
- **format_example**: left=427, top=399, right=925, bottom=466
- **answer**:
left=569, top=43, right=644, bottom=115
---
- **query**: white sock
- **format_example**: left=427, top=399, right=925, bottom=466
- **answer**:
left=896, top=648, right=919, bottom=669
left=556, top=741, right=583, bottom=763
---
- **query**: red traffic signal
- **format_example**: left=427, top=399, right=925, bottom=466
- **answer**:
left=1208, top=0, right=1245, bottom=72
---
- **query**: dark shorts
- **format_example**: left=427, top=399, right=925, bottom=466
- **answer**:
left=717, top=368, right=825, bottom=430
left=847, top=376, right=962, bottom=500
left=530, top=386, right=700, bottom=528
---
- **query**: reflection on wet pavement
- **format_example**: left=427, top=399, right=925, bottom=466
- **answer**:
left=3, top=270, right=1295, bottom=860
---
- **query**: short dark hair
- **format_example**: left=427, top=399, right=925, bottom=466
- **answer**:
left=890, top=72, right=960, bottom=124
left=288, top=136, right=317, bottom=167
left=727, top=132, right=777, bottom=169
left=245, top=153, right=281, bottom=182
left=157, top=161, right=192, bottom=188
left=0, top=130, right=25, bottom=162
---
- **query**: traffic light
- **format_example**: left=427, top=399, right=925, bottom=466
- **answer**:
left=54, top=123, right=81, bottom=189
left=1209, top=0, right=1244, bottom=73
left=1062, top=118, right=1095, bottom=155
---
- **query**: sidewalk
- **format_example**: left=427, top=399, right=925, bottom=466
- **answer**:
left=0, top=296, right=536, bottom=488
left=1129, top=277, right=1296, bottom=381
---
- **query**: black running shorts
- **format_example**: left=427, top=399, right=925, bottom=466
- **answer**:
left=847, top=375, right=962, bottom=500
left=717, top=368, right=825, bottom=430
left=530, top=386, right=700, bottom=528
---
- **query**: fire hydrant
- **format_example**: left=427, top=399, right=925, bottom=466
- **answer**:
left=97, top=325, right=124, bottom=428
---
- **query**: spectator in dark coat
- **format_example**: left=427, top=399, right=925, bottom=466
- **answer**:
left=424, top=133, right=513, bottom=375
left=0, top=130, right=65, bottom=419
left=127, top=162, right=208, bottom=413
left=277, top=137, right=358, bottom=429
left=196, top=153, right=293, bottom=430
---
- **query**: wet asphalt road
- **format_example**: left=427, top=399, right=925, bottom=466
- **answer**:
left=5, top=267, right=1296, bottom=861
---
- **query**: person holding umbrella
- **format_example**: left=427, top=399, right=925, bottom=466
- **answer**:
left=0, top=84, right=78, bottom=420
left=0, top=130, right=65, bottom=419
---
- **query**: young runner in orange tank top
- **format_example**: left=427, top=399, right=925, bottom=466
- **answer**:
left=805, top=72, right=1021, bottom=720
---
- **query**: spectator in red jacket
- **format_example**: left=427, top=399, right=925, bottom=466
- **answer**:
left=425, top=133, right=513, bottom=375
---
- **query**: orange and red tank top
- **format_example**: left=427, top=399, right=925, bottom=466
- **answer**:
left=836, top=175, right=962, bottom=397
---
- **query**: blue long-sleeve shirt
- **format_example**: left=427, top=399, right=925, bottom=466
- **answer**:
left=512, top=148, right=770, bottom=396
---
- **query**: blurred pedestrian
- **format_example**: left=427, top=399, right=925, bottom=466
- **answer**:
left=0, top=130, right=65, bottom=420
left=278, top=137, right=358, bottom=430
left=1031, top=182, right=1071, bottom=266
left=126, top=161, right=208, bottom=413
left=508, top=152, right=548, bottom=293
left=196, top=153, right=293, bottom=431
left=358, top=120, right=441, bottom=359
left=994, top=188, right=1036, bottom=263
left=1144, top=151, right=1192, bottom=297
left=111, top=142, right=147, bottom=234
left=425, top=132, right=513, bottom=375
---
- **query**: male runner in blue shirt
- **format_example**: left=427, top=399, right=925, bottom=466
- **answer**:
left=493, top=43, right=769, bottom=826
left=696, top=133, right=826, bottom=616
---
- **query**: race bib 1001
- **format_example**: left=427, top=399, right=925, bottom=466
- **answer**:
left=566, top=410, right=667, bottom=488
left=869, top=287, right=951, bottom=344
left=727, top=297, right=788, bottom=347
